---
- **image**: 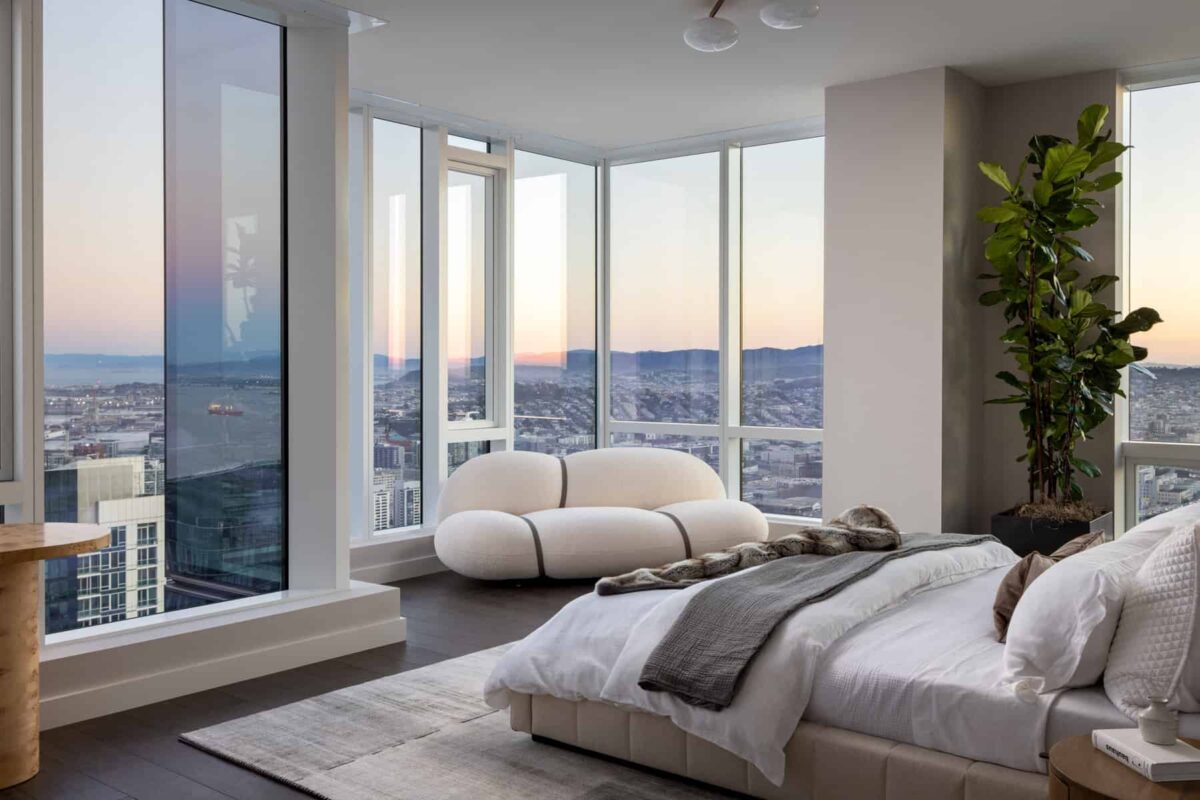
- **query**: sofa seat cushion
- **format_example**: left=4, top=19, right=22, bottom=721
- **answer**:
left=435, top=500, right=769, bottom=581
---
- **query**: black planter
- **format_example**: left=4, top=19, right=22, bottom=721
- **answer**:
left=990, top=509, right=1114, bottom=557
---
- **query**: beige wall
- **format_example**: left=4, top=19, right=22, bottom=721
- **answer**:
left=824, top=67, right=985, bottom=533
left=974, top=70, right=1122, bottom=532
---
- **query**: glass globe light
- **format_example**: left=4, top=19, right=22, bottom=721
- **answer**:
left=760, top=1, right=820, bottom=30
left=683, top=16, right=739, bottom=52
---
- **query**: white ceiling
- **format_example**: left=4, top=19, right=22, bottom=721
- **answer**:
left=348, top=0, right=1200, bottom=150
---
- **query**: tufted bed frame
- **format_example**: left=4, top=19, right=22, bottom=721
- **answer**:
left=507, top=693, right=1048, bottom=800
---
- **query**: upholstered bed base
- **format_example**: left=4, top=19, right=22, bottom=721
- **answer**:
left=508, top=693, right=1047, bottom=800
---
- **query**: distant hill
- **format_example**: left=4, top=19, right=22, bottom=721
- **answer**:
left=47, top=345, right=825, bottom=387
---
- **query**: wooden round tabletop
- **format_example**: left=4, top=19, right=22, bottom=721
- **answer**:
left=0, top=523, right=111, bottom=566
left=1050, top=735, right=1200, bottom=799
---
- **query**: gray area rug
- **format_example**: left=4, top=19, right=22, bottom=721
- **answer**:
left=181, top=645, right=728, bottom=800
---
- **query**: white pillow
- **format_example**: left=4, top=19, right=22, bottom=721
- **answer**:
left=1001, top=505, right=1200, bottom=695
left=1104, top=523, right=1200, bottom=717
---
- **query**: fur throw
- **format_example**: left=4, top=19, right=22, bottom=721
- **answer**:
left=595, top=505, right=901, bottom=596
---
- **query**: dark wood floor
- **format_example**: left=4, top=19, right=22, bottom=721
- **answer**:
left=1, top=572, right=593, bottom=800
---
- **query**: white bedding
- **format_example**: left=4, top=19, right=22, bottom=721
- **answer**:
left=485, top=537, right=1024, bottom=784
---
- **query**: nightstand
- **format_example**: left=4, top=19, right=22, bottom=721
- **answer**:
left=1049, top=735, right=1200, bottom=799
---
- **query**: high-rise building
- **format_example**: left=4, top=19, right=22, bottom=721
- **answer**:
left=43, top=457, right=166, bottom=633
left=372, top=472, right=396, bottom=531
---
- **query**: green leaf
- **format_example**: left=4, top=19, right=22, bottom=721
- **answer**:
left=979, top=290, right=1008, bottom=306
left=1058, top=238, right=1093, bottom=263
left=1066, top=207, right=1099, bottom=227
left=1092, top=172, right=1123, bottom=191
left=1086, top=142, right=1129, bottom=173
left=1084, top=274, right=1119, bottom=294
left=977, top=206, right=1020, bottom=223
left=1076, top=104, right=1109, bottom=143
left=1113, top=307, right=1164, bottom=334
left=1033, top=179, right=1053, bottom=206
left=979, top=162, right=1013, bottom=193
left=995, top=371, right=1027, bottom=391
left=1071, top=456, right=1102, bottom=479
left=985, top=235, right=1020, bottom=262
left=1044, top=143, right=1092, bottom=183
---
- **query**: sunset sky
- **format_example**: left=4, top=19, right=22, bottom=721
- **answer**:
left=1128, top=81, right=1200, bottom=367
left=44, top=1, right=1189, bottom=368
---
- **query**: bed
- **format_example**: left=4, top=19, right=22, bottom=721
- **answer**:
left=484, top=526, right=1200, bottom=800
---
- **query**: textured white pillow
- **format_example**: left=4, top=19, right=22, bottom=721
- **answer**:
left=1001, top=507, right=1199, bottom=695
left=1104, top=523, right=1200, bottom=717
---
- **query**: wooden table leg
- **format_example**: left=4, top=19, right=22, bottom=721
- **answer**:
left=0, top=560, right=40, bottom=789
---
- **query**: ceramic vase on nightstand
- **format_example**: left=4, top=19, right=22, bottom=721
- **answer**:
left=1139, top=697, right=1180, bottom=745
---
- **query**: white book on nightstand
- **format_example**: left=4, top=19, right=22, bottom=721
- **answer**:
left=1092, top=728, right=1200, bottom=782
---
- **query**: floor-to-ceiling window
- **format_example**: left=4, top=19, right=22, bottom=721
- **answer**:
left=739, top=138, right=824, bottom=517
left=43, top=0, right=285, bottom=633
left=607, top=141, right=824, bottom=516
left=1123, top=80, right=1200, bottom=526
left=369, top=118, right=422, bottom=532
left=513, top=151, right=596, bottom=456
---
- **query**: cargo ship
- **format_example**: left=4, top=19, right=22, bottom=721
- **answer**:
left=207, top=402, right=245, bottom=417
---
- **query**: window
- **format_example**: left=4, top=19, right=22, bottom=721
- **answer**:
left=514, top=151, right=597, bottom=455
left=1124, top=81, right=1200, bottom=526
left=739, top=139, right=824, bottom=516
left=42, top=0, right=285, bottom=634
left=370, top=118, right=422, bottom=531
left=609, top=153, right=720, bottom=424
left=448, top=441, right=491, bottom=475
left=606, top=142, right=824, bottom=519
left=446, top=169, right=493, bottom=424
left=448, top=134, right=488, bottom=153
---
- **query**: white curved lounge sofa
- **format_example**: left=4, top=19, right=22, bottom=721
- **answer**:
left=435, top=448, right=769, bottom=580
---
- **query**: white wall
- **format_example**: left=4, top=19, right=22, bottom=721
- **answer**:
left=975, top=71, right=1122, bottom=532
left=824, top=67, right=984, bottom=533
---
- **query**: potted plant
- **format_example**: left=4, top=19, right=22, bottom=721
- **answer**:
left=977, top=104, right=1162, bottom=556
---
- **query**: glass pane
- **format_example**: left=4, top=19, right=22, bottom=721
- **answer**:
left=610, top=153, right=720, bottom=424
left=741, top=440, right=823, bottom=518
left=163, top=0, right=284, bottom=609
left=610, top=432, right=719, bottom=475
left=1128, top=84, right=1200, bottom=443
left=371, top=119, right=422, bottom=530
left=741, top=139, right=824, bottom=429
left=42, top=0, right=166, bottom=633
left=448, top=134, right=488, bottom=152
left=447, top=170, right=491, bottom=423
left=514, top=151, right=596, bottom=456
left=448, top=441, right=491, bottom=475
left=1134, top=465, right=1200, bottom=524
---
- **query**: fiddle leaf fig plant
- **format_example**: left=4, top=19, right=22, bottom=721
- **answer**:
left=977, top=104, right=1163, bottom=514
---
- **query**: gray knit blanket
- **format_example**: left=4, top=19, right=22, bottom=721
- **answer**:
left=637, top=532, right=997, bottom=710
left=595, top=505, right=901, bottom=596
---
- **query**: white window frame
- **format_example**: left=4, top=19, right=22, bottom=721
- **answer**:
left=351, top=96, right=826, bottom=542
left=1117, top=68, right=1200, bottom=531
left=602, top=134, right=825, bottom=526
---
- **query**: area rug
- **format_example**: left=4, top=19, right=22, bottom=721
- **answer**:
left=181, top=644, right=730, bottom=800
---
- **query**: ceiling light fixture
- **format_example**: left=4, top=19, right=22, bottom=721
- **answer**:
left=759, top=1, right=820, bottom=30
left=684, top=0, right=739, bottom=53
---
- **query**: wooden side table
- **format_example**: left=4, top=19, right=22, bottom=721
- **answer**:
left=1050, top=734, right=1200, bottom=799
left=0, top=523, right=109, bottom=789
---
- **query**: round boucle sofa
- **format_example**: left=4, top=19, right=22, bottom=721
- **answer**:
left=434, top=448, right=769, bottom=580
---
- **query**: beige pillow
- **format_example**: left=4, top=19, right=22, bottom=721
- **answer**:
left=994, top=552, right=1055, bottom=642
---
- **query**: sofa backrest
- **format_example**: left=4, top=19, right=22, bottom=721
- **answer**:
left=436, top=447, right=726, bottom=522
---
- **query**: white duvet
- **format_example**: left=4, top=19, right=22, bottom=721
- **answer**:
left=485, top=537, right=1030, bottom=785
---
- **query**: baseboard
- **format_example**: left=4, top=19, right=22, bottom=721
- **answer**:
left=39, top=581, right=405, bottom=729
left=350, top=530, right=447, bottom=584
